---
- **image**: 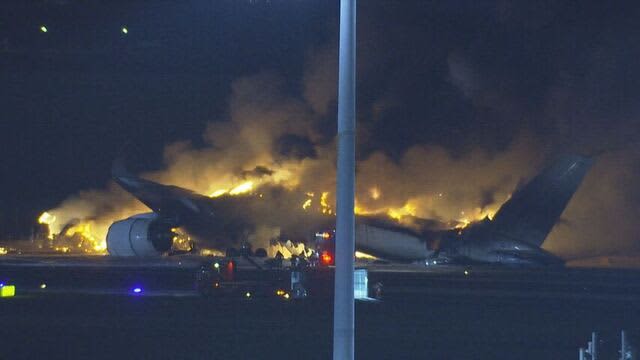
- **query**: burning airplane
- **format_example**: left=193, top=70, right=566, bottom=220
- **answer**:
left=71, top=154, right=593, bottom=266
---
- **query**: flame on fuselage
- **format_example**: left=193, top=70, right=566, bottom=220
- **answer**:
left=230, top=181, right=254, bottom=195
left=300, top=191, right=333, bottom=214
left=302, top=198, right=312, bottom=210
left=387, top=202, right=418, bottom=220
left=209, top=189, right=228, bottom=198
left=209, top=180, right=255, bottom=198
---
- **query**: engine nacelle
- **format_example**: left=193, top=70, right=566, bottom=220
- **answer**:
left=106, top=213, right=174, bottom=256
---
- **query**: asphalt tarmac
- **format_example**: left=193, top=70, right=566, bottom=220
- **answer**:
left=0, top=260, right=639, bottom=359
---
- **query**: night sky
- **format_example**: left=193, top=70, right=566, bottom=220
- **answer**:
left=2, top=1, right=640, bottom=257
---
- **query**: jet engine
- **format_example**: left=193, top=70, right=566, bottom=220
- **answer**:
left=106, top=213, right=174, bottom=256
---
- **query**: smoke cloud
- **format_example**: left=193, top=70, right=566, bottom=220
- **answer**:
left=41, top=49, right=542, bottom=254
left=40, top=3, right=640, bottom=260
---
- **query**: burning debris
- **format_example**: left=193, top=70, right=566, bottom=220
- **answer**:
left=36, top=212, right=107, bottom=254
left=209, top=181, right=255, bottom=198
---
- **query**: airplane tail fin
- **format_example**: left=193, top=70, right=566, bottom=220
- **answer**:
left=490, top=155, right=594, bottom=247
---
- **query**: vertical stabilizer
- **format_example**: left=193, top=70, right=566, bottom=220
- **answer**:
left=490, top=155, right=593, bottom=247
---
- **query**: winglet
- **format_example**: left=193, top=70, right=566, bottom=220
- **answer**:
left=112, top=157, right=134, bottom=179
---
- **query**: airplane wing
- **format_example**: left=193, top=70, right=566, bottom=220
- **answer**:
left=112, top=159, right=210, bottom=225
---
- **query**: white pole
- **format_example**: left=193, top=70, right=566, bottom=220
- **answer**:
left=333, top=0, right=356, bottom=359
left=621, top=330, right=626, bottom=360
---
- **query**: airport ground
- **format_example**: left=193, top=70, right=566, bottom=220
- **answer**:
left=1, top=264, right=639, bottom=359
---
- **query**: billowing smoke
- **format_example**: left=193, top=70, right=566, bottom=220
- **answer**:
left=38, top=5, right=640, bottom=260
left=354, top=139, right=540, bottom=224
left=545, top=150, right=640, bottom=258
left=440, top=5, right=640, bottom=258
left=39, top=60, right=541, bottom=254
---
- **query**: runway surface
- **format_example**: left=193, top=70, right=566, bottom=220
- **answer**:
left=0, top=257, right=639, bottom=359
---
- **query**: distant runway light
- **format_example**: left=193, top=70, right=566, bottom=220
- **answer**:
left=121, top=26, right=128, bottom=34
left=40, top=283, right=47, bottom=289
left=40, top=25, right=48, bottom=33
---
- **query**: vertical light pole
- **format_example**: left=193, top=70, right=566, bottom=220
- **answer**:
left=333, top=0, right=356, bottom=359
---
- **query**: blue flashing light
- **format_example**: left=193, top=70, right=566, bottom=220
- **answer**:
left=132, top=287, right=142, bottom=294
left=0, top=283, right=4, bottom=287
